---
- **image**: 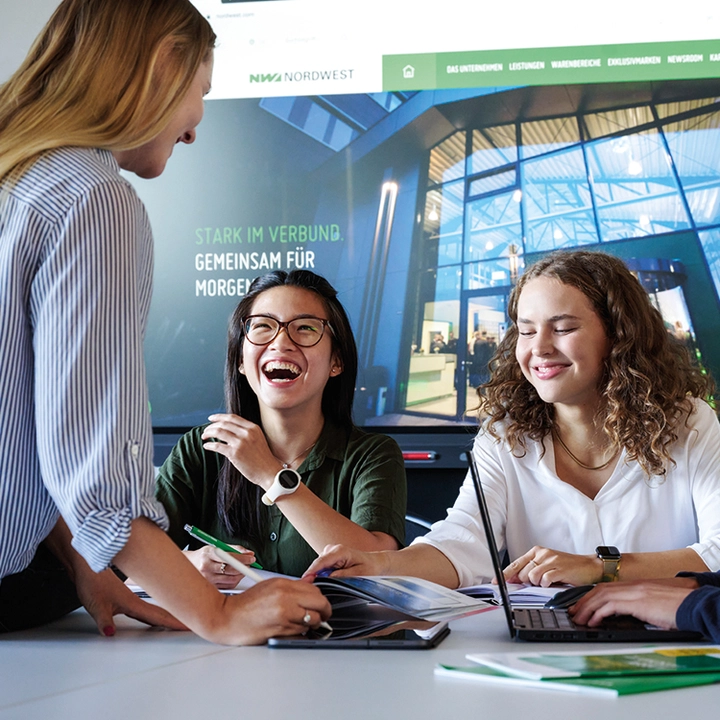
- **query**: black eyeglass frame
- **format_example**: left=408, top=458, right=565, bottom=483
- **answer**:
left=242, top=315, right=333, bottom=347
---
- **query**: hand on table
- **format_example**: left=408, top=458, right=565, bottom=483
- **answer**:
left=44, top=516, right=184, bottom=637
left=74, top=565, right=186, bottom=637
left=503, top=546, right=603, bottom=587
left=569, top=577, right=700, bottom=628
left=221, top=577, right=332, bottom=645
left=185, top=544, right=257, bottom=590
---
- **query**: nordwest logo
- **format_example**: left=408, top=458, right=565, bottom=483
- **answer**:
left=250, top=73, right=281, bottom=83
left=250, top=69, right=354, bottom=83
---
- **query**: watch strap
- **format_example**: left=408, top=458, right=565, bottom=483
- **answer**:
left=600, top=556, right=621, bottom=582
left=596, top=546, right=622, bottom=582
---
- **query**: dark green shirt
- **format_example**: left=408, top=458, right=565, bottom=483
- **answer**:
left=156, top=422, right=407, bottom=576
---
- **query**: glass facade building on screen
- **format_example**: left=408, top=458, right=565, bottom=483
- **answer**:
left=139, top=80, right=720, bottom=431
left=404, top=87, right=720, bottom=424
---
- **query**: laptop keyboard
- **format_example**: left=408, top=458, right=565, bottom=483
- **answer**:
left=524, top=608, right=575, bottom=630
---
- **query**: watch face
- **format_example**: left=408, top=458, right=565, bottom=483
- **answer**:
left=596, top=545, right=621, bottom=559
left=278, top=469, right=300, bottom=489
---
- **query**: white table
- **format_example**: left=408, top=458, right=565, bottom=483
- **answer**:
left=1, top=606, right=718, bottom=719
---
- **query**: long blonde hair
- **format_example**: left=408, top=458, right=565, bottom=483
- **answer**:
left=0, top=0, right=215, bottom=183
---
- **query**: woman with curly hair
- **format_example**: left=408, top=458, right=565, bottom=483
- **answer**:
left=305, top=250, right=720, bottom=589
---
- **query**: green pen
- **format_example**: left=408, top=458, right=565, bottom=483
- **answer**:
left=184, top=524, right=263, bottom=569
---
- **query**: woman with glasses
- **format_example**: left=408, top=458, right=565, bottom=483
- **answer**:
left=156, top=270, right=407, bottom=584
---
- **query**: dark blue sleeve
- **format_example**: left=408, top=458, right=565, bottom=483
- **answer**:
left=676, top=586, right=720, bottom=641
left=676, top=571, right=720, bottom=588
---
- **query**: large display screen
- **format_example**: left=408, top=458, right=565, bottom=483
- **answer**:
left=132, top=0, right=720, bottom=447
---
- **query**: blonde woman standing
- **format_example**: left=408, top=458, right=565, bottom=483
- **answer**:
left=0, top=0, right=329, bottom=643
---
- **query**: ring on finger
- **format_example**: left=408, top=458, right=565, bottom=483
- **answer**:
left=219, top=562, right=226, bottom=574
left=302, top=610, right=312, bottom=625
left=528, top=560, right=538, bottom=567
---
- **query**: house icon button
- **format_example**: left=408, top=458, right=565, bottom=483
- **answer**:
left=403, top=65, right=415, bottom=79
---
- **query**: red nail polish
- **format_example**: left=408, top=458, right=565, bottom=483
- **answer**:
left=103, top=625, right=115, bottom=637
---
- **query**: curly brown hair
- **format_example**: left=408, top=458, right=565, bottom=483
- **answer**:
left=481, top=250, right=715, bottom=477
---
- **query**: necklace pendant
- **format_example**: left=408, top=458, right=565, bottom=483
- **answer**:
left=275, top=438, right=318, bottom=473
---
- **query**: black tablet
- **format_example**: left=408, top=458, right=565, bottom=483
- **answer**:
left=268, top=620, right=450, bottom=649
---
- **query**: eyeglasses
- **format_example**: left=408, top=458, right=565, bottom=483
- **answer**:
left=242, top=315, right=332, bottom=347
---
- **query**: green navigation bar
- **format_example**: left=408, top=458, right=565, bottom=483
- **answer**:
left=383, top=39, right=720, bottom=91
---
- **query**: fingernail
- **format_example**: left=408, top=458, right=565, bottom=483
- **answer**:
left=103, top=626, right=115, bottom=637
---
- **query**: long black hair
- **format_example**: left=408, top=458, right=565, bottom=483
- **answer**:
left=216, top=270, right=358, bottom=542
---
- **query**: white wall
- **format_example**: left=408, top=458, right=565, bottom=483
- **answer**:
left=0, top=0, right=61, bottom=82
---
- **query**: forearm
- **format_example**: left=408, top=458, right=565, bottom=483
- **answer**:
left=509, top=546, right=710, bottom=587
left=616, top=548, right=709, bottom=581
left=376, top=544, right=460, bottom=588
left=305, top=540, right=460, bottom=588
left=115, top=517, right=332, bottom=645
left=575, top=548, right=709, bottom=584
left=275, top=484, right=399, bottom=552
left=113, top=517, right=228, bottom=641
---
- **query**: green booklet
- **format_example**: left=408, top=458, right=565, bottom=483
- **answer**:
left=465, top=645, right=720, bottom=680
left=435, top=663, right=720, bottom=697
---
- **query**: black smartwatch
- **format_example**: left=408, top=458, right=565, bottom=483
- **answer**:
left=596, top=545, right=622, bottom=582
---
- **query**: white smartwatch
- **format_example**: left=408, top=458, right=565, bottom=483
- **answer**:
left=261, top=468, right=302, bottom=506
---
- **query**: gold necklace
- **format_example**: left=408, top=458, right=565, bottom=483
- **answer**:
left=552, top=429, right=619, bottom=471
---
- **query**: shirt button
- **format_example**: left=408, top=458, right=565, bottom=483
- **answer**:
left=131, top=444, right=139, bottom=459
left=270, top=532, right=278, bottom=542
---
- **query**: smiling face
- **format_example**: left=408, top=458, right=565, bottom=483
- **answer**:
left=515, top=275, right=611, bottom=411
left=113, top=55, right=213, bottom=179
left=239, top=285, right=341, bottom=417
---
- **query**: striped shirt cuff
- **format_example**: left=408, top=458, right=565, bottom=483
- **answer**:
left=71, top=499, right=169, bottom=573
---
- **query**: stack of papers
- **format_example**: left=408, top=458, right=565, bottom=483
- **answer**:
left=458, top=582, right=564, bottom=606
left=436, top=646, right=720, bottom=697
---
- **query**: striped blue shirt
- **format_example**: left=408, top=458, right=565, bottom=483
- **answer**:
left=0, top=147, right=168, bottom=578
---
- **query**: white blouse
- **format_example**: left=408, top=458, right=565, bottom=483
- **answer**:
left=415, top=399, right=720, bottom=587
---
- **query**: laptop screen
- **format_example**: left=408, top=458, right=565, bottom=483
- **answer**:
left=467, top=455, right=516, bottom=638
